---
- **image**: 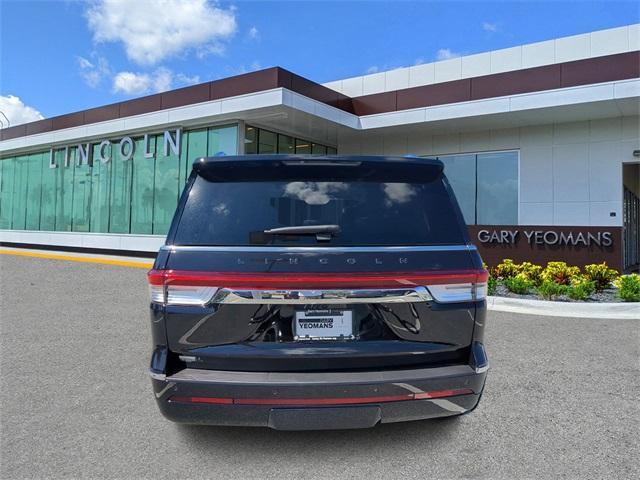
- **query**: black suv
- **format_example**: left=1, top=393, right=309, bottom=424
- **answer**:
left=148, top=155, right=489, bottom=430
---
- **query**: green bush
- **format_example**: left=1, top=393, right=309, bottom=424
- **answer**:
left=482, top=262, right=497, bottom=295
left=518, top=262, right=543, bottom=286
left=567, top=275, right=596, bottom=301
left=495, top=259, right=519, bottom=279
left=541, top=262, right=580, bottom=285
left=583, top=262, right=619, bottom=292
left=487, top=275, right=497, bottom=296
left=616, top=274, right=640, bottom=302
left=504, top=274, right=535, bottom=294
left=537, top=280, right=570, bottom=300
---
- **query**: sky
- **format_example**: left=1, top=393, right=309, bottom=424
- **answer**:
left=1, top=0, right=639, bottom=127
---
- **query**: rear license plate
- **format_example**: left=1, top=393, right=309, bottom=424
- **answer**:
left=294, top=309, right=354, bottom=340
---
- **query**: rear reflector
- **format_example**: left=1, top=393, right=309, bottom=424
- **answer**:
left=169, top=388, right=473, bottom=406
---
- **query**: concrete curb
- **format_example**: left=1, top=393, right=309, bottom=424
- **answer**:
left=487, top=296, right=640, bottom=319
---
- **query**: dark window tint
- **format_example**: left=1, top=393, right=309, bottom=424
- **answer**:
left=174, top=177, right=467, bottom=246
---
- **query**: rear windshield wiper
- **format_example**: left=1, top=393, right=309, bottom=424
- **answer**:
left=263, top=224, right=341, bottom=242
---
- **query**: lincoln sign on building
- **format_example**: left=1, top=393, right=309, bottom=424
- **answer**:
left=1, top=24, right=639, bottom=271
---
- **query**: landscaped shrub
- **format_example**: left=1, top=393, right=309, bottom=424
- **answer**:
left=616, top=274, right=640, bottom=302
left=483, top=263, right=497, bottom=295
left=541, top=261, right=580, bottom=285
left=583, top=262, right=619, bottom=292
left=537, top=280, right=570, bottom=300
left=495, top=259, right=519, bottom=279
left=518, top=262, right=543, bottom=286
left=487, top=275, right=497, bottom=296
left=504, top=274, right=535, bottom=294
left=567, top=275, right=596, bottom=301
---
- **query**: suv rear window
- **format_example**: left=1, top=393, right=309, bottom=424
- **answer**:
left=173, top=176, right=467, bottom=246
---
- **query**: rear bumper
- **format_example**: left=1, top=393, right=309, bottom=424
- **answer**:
left=151, top=350, right=489, bottom=430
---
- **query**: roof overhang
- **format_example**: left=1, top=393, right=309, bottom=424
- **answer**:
left=2, top=78, right=638, bottom=156
left=0, top=51, right=638, bottom=156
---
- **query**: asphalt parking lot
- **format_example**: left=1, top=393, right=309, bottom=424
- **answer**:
left=1, top=254, right=638, bottom=480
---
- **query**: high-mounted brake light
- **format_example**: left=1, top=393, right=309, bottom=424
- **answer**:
left=147, top=269, right=488, bottom=305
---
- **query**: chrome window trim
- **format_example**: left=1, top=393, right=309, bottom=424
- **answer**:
left=162, top=244, right=476, bottom=253
left=209, top=286, right=433, bottom=304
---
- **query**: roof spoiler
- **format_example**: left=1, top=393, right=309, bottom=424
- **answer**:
left=193, top=155, right=444, bottom=182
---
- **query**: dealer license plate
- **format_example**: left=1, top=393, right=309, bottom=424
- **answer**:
left=294, top=309, right=354, bottom=340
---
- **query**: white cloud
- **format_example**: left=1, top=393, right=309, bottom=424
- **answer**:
left=414, top=58, right=425, bottom=66
left=284, top=182, right=348, bottom=206
left=436, top=48, right=461, bottom=61
left=366, top=66, right=379, bottom=74
left=113, top=72, right=152, bottom=95
left=196, top=43, right=226, bottom=59
left=152, top=67, right=173, bottom=92
left=77, top=55, right=111, bottom=88
left=85, top=0, right=237, bottom=65
left=0, top=95, right=44, bottom=127
left=226, top=61, right=262, bottom=76
left=112, top=67, right=198, bottom=95
left=176, top=73, right=201, bottom=85
left=213, top=203, right=230, bottom=216
left=482, top=22, right=498, bottom=32
left=248, top=26, right=259, bottom=40
left=383, top=183, right=417, bottom=206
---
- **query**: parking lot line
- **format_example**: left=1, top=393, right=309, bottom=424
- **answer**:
left=0, top=248, right=153, bottom=269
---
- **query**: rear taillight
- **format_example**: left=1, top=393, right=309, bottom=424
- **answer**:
left=147, top=270, right=218, bottom=306
left=147, top=269, right=488, bottom=305
left=427, top=273, right=488, bottom=303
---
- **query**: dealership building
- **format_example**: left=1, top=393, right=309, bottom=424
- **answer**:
left=1, top=24, right=639, bottom=271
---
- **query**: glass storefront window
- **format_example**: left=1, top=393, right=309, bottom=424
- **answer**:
left=244, top=126, right=335, bottom=157
left=25, top=153, right=44, bottom=230
left=438, top=154, right=476, bottom=225
left=208, top=125, right=238, bottom=157
left=311, top=143, right=327, bottom=155
left=71, top=152, right=92, bottom=232
left=244, top=126, right=257, bottom=154
left=56, top=149, right=75, bottom=231
left=11, top=155, right=28, bottom=230
left=477, top=152, right=518, bottom=225
left=130, top=137, right=156, bottom=234
left=258, top=129, right=277, bottom=154
left=0, top=157, right=14, bottom=229
left=0, top=123, right=239, bottom=236
left=295, top=139, right=311, bottom=154
left=153, top=133, right=180, bottom=235
left=437, top=151, right=519, bottom=225
left=277, top=134, right=294, bottom=154
left=109, top=146, right=133, bottom=234
left=40, top=151, right=58, bottom=231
